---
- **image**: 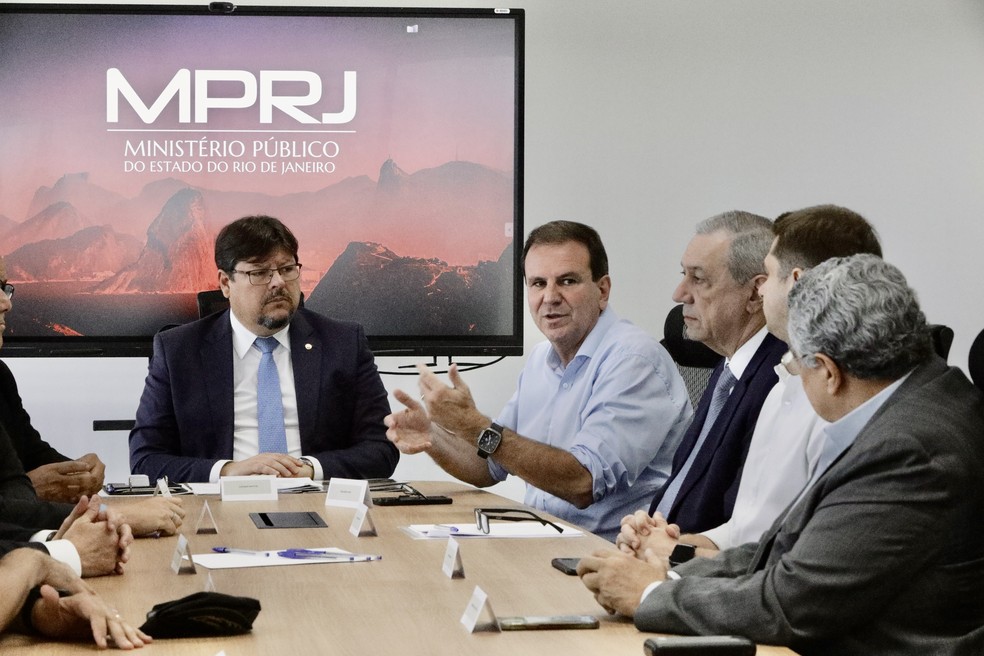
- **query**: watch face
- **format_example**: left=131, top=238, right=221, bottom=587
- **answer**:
left=478, top=428, right=501, bottom=454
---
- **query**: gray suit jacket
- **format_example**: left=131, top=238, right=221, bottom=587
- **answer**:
left=635, top=356, right=984, bottom=656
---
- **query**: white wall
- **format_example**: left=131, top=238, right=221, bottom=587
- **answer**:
left=5, top=1, right=984, bottom=498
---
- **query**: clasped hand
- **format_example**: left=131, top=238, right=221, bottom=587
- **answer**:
left=28, top=453, right=106, bottom=503
left=616, top=510, right=681, bottom=560
left=576, top=547, right=668, bottom=618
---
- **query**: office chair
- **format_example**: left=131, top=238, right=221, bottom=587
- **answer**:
left=196, top=289, right=229, bottom=318
left=196, top=289, right=305, bottom=319
left=928, top=324, right=954, bottom=361
left=969, top=327, right=984, bottom=393
left=660, top=304, right=722, bottom=409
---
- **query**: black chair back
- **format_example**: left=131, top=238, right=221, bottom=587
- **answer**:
left=969, top=328, right=984, bottom=393
left=660, top=304, right=722, bottom=409
left=928, top=324, right=954, bottom=361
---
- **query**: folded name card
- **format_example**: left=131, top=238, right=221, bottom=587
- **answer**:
left=220, top=476, right=277, bottom=501
left=325, top=478, right=372, bottom=508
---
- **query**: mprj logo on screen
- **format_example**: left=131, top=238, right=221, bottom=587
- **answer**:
left=106, top=69, right=357, bottom=125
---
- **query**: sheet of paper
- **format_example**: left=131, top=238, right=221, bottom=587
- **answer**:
left=192, top=547, right=374, bottom=570
left=404, top=523, right=582, bottom=539
left=187, top=478, right=317, bottom=496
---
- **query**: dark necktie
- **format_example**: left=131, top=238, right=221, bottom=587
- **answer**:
left=655, top=365, right=737, bottom=516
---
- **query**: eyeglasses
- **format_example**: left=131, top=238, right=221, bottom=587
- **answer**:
left=1, top=283, right=13, bottom=300
left=474, top=507, right=563, bottom=534
left=231, top=263, right=302, bottom=286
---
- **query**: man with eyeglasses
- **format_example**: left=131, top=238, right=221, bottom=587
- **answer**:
left=129, top=215, right=398, bottom=482
left=0, top=256, right=182, bottom=577
left=578, top=255, right=984, bottom=655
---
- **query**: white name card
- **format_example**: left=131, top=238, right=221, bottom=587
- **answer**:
left=442, top=537, right=465, bottom=579
left=326, top=478, right=372, bottom=508
left=155, top=477, right=172, bottom=498
left=220, top=475, right=277, bottom=501
left=460, top=586, right=499, bottom=633
left=171, top=534, right=196, bottom=575
left=349, top=502, right=378, bottom=537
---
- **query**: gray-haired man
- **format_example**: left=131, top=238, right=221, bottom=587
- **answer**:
left=579, top=254, right=984, bottom=656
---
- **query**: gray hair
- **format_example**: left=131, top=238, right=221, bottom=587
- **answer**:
left=696, top=211, right=773, bottom=284
left=787, top=254, right=932, bottom=380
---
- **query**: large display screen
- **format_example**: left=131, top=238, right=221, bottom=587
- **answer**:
left=0, top=4, right=524, bottom=357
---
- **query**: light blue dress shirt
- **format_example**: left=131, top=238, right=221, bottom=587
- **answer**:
left=489, top=307, right=693, bottom=541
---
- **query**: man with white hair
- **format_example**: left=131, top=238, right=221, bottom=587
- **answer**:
left=578, top=254, right=984, bottom=655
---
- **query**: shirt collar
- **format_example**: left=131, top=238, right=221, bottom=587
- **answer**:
left=229, top=311, right=291, bottom=359
left=823, top=370, right=911, bottom=453
left=546, top=306, right=618, bottom=372
left=725, top=325, right=769, bottom=381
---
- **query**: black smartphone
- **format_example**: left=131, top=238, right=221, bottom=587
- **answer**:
left=498, top=615, right=599, bottom=630
left=372, top=495, right=452, bottom=506
left=643, top=636, right=756, bottom=655
left=550, top=557, right=580, bottom=575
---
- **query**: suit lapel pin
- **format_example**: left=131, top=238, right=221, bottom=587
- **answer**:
left=305, top=343, right=313, bottom=350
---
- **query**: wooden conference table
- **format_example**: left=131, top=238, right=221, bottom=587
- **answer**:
left=1, top=482, right=797, bottom=655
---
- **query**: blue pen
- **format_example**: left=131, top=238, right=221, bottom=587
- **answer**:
left=277, top=549, right=381, bottom=561
left=212, top=547, right=270, bottom=556
left=435, top=524, right=459, bottom=533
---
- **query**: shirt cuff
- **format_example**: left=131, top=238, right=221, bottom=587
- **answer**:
left=640, top=570, right=682, bottom=605
left=699, top=523, right=728, bottom=551
left=301, top=456, right=323, bottom=481
left=38, top=540, right=83, bottom=577
left=209, top=460, right=231, bottom=483
left=30, top=529, right=56, bottom=543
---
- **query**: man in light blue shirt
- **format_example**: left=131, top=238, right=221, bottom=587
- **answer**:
left=385, top=221, right=692, bottom=541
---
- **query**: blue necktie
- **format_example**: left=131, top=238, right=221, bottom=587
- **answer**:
left=655, top=365, right=737, bottom=517
left=255, top=336, right=288, bottom=454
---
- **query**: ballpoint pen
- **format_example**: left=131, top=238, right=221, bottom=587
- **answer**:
left=277, top=549, right=382, bottom=561
left=212, top=547, right=270, bottom=556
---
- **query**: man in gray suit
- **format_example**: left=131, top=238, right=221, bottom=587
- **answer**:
left=577, top=254, right=984, bottom=655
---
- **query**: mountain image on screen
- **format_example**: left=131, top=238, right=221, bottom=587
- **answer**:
left=0, top=160, right=513, bottom=340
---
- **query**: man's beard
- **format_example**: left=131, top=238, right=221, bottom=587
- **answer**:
left=257, top=292, right=296, bottom=330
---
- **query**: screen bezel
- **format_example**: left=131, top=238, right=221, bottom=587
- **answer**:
left=0, top=3, right=525, bottom=358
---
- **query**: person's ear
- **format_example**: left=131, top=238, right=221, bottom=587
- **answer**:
left=747, top=273, right=767, bottom=313
left=597, top=275, right=612, bottom=309
left=217, top=270, right=232, bottom=298
left=813, top=353, right=843, bottom=395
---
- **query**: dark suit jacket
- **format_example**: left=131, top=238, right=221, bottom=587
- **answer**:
left=0, top=420, right=72, bottom=531
left=129, top=308, right=398, bottom=482
left=649, top=333, right=786, bottom=533
left=0, top=360, right=72, bottom=472
left=636, top=357, right=984, bottom=655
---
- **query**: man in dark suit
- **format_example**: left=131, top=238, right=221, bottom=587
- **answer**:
left=0, top=258, right=171, bottom=574
left=578, top=254, right=984, bottom=655
left=646, top=211, right=785, bottom=534
left=129, top=215, right=398, bottom=483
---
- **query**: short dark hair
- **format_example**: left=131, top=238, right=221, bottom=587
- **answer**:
left=522, top=221, right=608, bottom=281
left=214, top=215, right=299, bottom=273
left=772, top=205, right=882, bottom=278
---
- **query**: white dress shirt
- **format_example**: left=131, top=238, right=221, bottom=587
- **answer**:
left=208, top=312, right=322, bottom=482
left=700, top=355, right=826, bottom=550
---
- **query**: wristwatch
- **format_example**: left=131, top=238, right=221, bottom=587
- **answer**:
left=668, top=543, right=697, bottom=567
left=476, top=422, right=504, bottom=459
